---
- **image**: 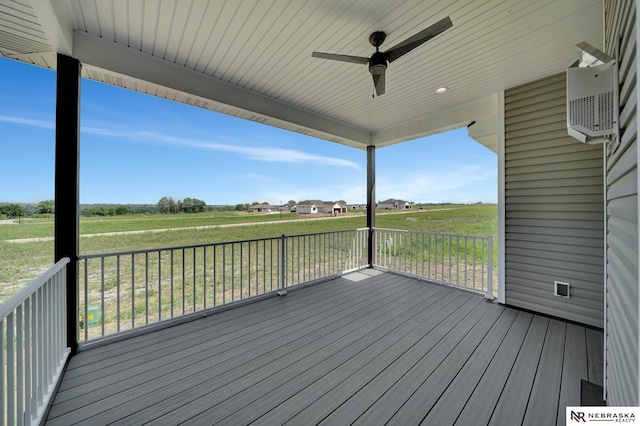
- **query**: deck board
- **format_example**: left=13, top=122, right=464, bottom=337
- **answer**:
left=45, top=271, right=604, bottom=426
left=255, top=291, right=473, bottom=426
left=454, top=310, right=533, bottom=426
left=112, top=275, right=446, bottom=425
left=384, top=303, right=509, bottom=426
left=417, top=308, right=518, bottom=425
left=586, top=327, right=604, bottom=386
left=557, top=323, right=588, bottom=426
left=523, top=319, right=567, bottom=426
left=488, top=315, right=549, bottom=425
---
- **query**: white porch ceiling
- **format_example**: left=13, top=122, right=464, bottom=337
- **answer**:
left=0, top=0, right=603, bottom=152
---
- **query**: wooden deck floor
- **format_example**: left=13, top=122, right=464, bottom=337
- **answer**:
left=46, top=270, right=603, bottom=426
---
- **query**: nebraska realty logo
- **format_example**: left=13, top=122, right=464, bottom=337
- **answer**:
left=567, top=407, right=639, bottom=423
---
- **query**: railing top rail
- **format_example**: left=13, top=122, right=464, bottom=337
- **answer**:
left=78, top=235, right=283, bottom=259
left=283, top=227, right=369, bottom=239
left=0, top=257, right=69, bottom=321
left=78, top=228, right=370, bottom=260
left=374, top=227, right=491, bottom=239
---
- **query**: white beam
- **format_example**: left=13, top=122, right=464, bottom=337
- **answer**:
left=73, top=31, right=371, bottom=148
left=31, top=0, right=74, bottom=56
left=497, top=90, right=506, bottom=305
left=370, top=93, right=498, bottom=147
left=467, top=114, right=498, bottom=153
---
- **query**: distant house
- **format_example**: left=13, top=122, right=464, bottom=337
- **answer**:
left=347, top=204, right=366, bottom=210
left=296, top=204, right=318, bottom=214
left=318, top=202, right=347, bottom=214
left=247, top=204, right=275, bottom=213
left=296, top=201, right=347, bottom=215
left=378, top=199, right=412, bottom=210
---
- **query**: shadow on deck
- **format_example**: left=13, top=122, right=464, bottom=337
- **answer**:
left=46, top=270, right=603, bottom=426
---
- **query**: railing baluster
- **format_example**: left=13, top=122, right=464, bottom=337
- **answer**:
left=131, top=254, right=135, bottom=329
left=43, top=284, right=51, bottom=390
left=7, top=312, right=15, bottom=426
left=231, top=243, right=235, bottom=302
left=24, top=299, right=31, bottom=424
left=268, top=240, right=272, bottom=293
left=36, top=286, right=43, bottom=409
left=1, top=320, right=5, bottom=426
left=203, top=247, right=207, bottom=310
left=465, top=237, right=468, bottom=286
left=192, top=247, right=196, bottom=312
left=101, top=256, right=106, bottom=335
left=278, top=235, right=285, bottom=290
left=212, top=245, right=217, bottom=307
left=158, top=251, right=163, bottom=320
left=171, top=250, right=175, bottom=317
left=116, top=255, right=121, bottom=332
left=17, top=304, right=23, bottom=426
left=262, top=240, right=266, bottom=294
left=84, top=260, right=89, bottom=341
left=145, top=252, right=149, bottom=325
left=297, top=235, right=301, bottom=285
left=473, top=237, right=477, bottom=289
left=449, top=235, right=452, bottom=284
left=181, top=249, right=186, bottom=315
left=487, top=236, right=494, bottom=299
left=456, top=236, right=460, bottom=285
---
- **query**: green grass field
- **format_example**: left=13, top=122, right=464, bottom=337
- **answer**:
left=0, top=204, right=497, bottom=302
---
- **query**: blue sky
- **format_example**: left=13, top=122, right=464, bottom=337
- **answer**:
left=0, top=57, right=496, bottom=205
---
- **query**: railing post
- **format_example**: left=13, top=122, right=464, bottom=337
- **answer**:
left=278, top=234, right=287, bottom=295
left=486, top=236, right=494, bottom=300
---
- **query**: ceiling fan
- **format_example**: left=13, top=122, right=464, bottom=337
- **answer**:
left=311, top=16, right=453, bottom=96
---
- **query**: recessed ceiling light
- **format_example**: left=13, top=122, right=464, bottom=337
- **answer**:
left=436, top=86, right=449, bottom=94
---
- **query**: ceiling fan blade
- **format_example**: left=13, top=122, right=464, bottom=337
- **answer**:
left=384, top=16, right=452, bottom=63
left=311, top=52, right=370, bottom=64
left=372, top=71, right=386, bottom=96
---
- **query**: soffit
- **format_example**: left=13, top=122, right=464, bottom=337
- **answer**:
left=0, top=0, right=604, bottom=150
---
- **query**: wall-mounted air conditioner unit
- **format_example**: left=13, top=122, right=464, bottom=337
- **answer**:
left=566, top=42, right=618, bottom=144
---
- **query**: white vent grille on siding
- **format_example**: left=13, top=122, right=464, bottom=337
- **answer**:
left=568, top=91, right=615, bottom=133
left=599, top=91, right=614, bottom=130
left=569, top=96, right=595, bottom=131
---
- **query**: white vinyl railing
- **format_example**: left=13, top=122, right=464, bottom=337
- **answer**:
left=0, top=257, right=70, bottom=426
left=78, top=229, right=369, bottom=342
left=374, top=228, right=495, bottom=298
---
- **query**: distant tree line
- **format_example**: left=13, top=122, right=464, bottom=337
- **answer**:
left=157, top=196, right=207, bottom=214
left=0, top=203, right=26, bottom=218
left=83, top=205, right=131, bottom=217
left=0, top=200, right=55, bottom=218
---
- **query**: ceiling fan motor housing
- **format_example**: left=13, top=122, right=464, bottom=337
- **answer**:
left=369, top=52, right=387, bottom=75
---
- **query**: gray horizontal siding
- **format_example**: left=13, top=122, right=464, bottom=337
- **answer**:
left=504, top=72, right=604, bottom=328
left=604, top=0, right=639, bottom=406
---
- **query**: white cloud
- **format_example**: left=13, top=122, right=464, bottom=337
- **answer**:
left=0, top=114, right=361, bottom=170
left=376, top=164, right=497, bottom=203
left=0, top=115, right=54, bottom=129
left=85, top=127, right=360, bottom=169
